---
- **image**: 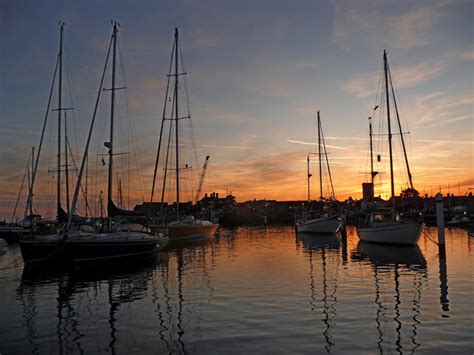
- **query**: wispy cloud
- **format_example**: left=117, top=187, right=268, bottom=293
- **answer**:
left=325, top=136, right=366, bottom=141
left=188, top=28, right=222, bottom=49
left=417, top=139, right=473, bottom=145
left=410, top=92, right=474, bottom=126
left=286, top=139, right=348, bottom=150
left=389, top=2, right=446, bottom=49
left=460, top=49, right=474, bottom=61
left=332, top=0, right=450, bottom=49
left=343, top=60, right=447, bottom=97
left=199, top=144, right=253, bottom=150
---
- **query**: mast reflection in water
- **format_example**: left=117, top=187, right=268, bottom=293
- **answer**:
left=1, top=226, right=472, bottom=353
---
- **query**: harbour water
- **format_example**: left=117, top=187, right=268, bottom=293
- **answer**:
left=0, top=226, right=473, bottom=353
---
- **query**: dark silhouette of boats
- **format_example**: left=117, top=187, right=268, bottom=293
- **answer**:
left=19, top=22, right=165, bottom=267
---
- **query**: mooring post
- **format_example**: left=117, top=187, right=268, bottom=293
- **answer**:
left=435, top=192, right=446, bottom=259
left=435, top=193, right=445, bottom=245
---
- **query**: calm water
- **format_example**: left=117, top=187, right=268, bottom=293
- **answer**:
left=0, top=226, right=473, bottom=354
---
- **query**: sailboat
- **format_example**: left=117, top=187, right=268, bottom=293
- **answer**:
left=20, top=22, right=166, bottom=266
left=18, top=22, right=73, bottom=264
left=150, top=28, right=218, bottom=240
left=296, top=111, right=341, bottom=234
left=356, top=50, right=423, bottom=245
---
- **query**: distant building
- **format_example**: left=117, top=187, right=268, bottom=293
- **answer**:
left=133, top=202, right=168, bottom=215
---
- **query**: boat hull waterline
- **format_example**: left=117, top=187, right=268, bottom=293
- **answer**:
left=167, top=223, right=218, bottom=240
left=19, top=232, right=166, bottom=266
left=356, top=222, right=423, bottom=245
left=296, top=216, right=341, bottom=234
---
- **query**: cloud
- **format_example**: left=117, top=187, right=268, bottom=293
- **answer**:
left=343, top=60, right=447, bottom=97
left=325, top=136, right=366, bottom=141
left=331, top=0, right=450, bottom=49
left=460, top=50, right=474, bottom=61
left=417, top=139, right=473, bottom=145
left=141, top=79, right=167, bottom=93
left=188, top=28, right=222, bottom=49
left=410, top=92, right=474, bottom=126
left=286, top=139, right=348, bottom=150
left=389, top=3, right=445, bottom=49
left=199, top=144, right=252, bottom=150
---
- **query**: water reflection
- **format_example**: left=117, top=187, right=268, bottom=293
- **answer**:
left=296, top=232, right=341, bottom=353
left=2, top=227, right=471, bottom=353
left=17, top=256, right=161, bottom=354
left=150, top=236, right=219, bottom=354
left=352, top=242, right=427, bottom=354
left=438, top=249, right=449, bottom=315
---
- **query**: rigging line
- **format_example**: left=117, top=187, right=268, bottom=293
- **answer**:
left=24, top=55, right=60, bottom=219
left=178, top=35, right=191, bottom=116
left=63, top=48, right=80, bottom=155
left=374, top=59, right=384, bottom=113
left=388, top=61, right=414, bottom=190
left=67, top=33, right=113, bottom=231
left=67, top=139, right=93, bottom=216
left=422, top=228, right=439, bottom=246
left=151, top=37, right=175, bottom=203
left=117, top=42, right=146, bottom=201
left=161, top=95, right=176, bottom=209
left=11, top=154, right=32, bottom=223
left=177, top=33, right=199, bottom=195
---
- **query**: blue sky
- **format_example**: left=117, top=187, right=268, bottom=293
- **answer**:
left=0, top=0, right=473, bottom=218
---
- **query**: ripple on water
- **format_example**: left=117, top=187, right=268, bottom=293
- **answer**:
left=0, top=226, right=473, bottom=353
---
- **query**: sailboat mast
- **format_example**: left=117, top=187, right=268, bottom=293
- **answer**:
left=57, top=22, right=64, bottom=220
left=107, top=22, right=118, bottom=229
left=150, top=41, right=174, bottom=205
left=64, top=111, right=70, bottom=214
left=384, top=50, right=395, bottom=216
left=66, top=27, right=113, bottom=232
left=30, top=147, right=34, bottom=216
left=174, top=27, right=180, bottom=220
left=318, top=111, right=322, bottom=201
left=369, top=117, right=374, bottom=202
left=307, top=155, right=311, bottom=202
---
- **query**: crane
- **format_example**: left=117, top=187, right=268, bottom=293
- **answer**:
left=195, top=155, right=210, bottom=203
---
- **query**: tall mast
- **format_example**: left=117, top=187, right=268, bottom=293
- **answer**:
left=307, top=155, right=311, bottom=202
left=384, top=50, right=395, bottom=217
left=85, top=155, right=88, bottom=217
left=64, top=111, right=70, bottom=214
left=318, top=111, right=322, bottom=201
left=369, top=117, right=374, bottom=202
left=107, top=22, right=118, bottom=229
left=174, top=27, right=180, bottom=220
left=30, top=147, right=34, bottom=216
left=150, top=39, right=174, bottom=206
left=67, top=25, right=113, bottom=232
left=57, top=22, right=64, bottom=220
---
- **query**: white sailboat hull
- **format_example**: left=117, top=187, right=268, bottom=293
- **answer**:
left=296, top=216, right=341, bottom=234
left=356, top=221, right=423, bottom=245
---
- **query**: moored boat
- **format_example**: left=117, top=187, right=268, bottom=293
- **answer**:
left=357, top=220, right=422, bottom=245
left=168, top=216, right=218, bottom=240
left=296, top=215, right=341, bottom=234
left=296, top=111, right=341, bottom=234
left=20, top=22, right=165, bottom=267
left=356, top=50, right=422, bottom=245
left=149, top=27, right=218, bottom=240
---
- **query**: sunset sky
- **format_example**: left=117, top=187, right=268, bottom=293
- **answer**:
left=0, top=0, right=473, bottom=219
